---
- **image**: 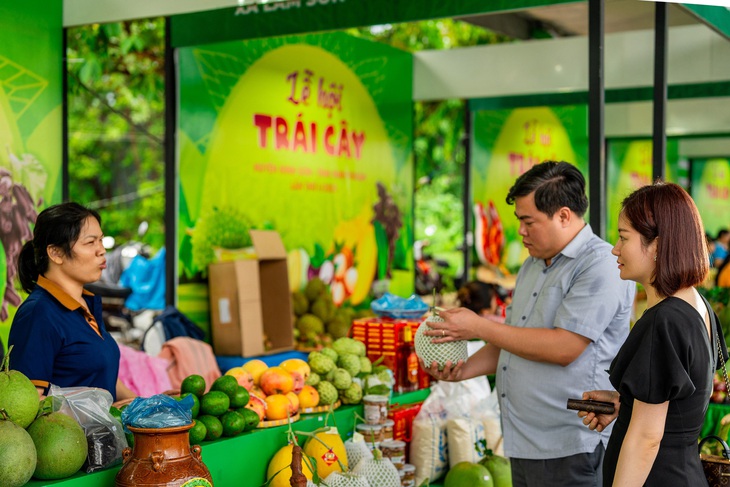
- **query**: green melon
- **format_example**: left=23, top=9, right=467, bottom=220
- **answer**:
left=27, top=412, right=88, bottom=480
left=414, top=313, right=469, bottom=370
left=0, top=416, right=37, bottom=487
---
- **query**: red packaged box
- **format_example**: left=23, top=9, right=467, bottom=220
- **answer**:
left=388, top=401, right=423, bottom=442
left=350, top=317, right=431, bottom=392
left=388, top=401, right=423, bottom=464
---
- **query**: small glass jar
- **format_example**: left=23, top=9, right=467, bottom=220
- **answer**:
left=382, top=419, right=395, bottom=440
left=380, top=439, right=407, bottom=470
left=363, top=394, right=389, bottom=424
left=356, top=423, right=384, bottom=444
left=401, top=463, right=416, bottom=487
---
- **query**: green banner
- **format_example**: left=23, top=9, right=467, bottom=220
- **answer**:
left=605, top=139, right=681, bottom=245
left=170, top=0, right=579, bottom=48
left=470, top=105, right=588, bottom=272
left=692, top=158, right=730, bottom=238
left=177, top=32, right=413, bottom=331
left=0, top=1, right=63, bottom=349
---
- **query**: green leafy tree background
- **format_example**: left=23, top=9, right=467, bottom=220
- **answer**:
left=67, top=20, right=166, bottom=250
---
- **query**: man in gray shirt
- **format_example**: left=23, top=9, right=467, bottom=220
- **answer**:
left=424, top=161, right=635, bottom=487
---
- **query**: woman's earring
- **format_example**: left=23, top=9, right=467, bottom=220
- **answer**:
left=654, top=254, right=657, bottom=262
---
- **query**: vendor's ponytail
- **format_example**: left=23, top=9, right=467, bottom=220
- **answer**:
left=17, top=240, right=40, bottom=294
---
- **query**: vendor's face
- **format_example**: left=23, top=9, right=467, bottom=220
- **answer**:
left=612, top=214, right=656, bottom=284
left=514, top=193, right=566, bottom=263
left=59, top=217, right=107, bottom=285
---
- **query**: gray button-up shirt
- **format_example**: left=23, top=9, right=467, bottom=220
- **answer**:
left=497, top=223, right=635, bottom=460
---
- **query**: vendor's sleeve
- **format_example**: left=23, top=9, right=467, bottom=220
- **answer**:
left=553, top=254, right=630, bottom=342
left=8, top=306, right=62, bottom=391
left=617, top=315, right=695, bottom=403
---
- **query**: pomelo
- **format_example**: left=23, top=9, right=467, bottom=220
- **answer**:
left=0, top=346, right=41, bottom=428
left=0, top=415, right=37, bottom=487
left=27, top=412, right=87, bottom=480
left=444, top=461, right=494, bottom=487
left=480, top=454, right=512, bottom=487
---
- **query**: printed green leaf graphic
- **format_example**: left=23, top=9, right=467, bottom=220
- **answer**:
left=0, top=55, right=48, bottom=119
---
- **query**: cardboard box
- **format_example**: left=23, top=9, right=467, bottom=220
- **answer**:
left=208, top=230, right=293, bottom=357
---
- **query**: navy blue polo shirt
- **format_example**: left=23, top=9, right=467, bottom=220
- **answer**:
left=9, top=276, right=120, bottom=400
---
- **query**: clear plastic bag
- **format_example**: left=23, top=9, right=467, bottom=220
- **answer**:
left=121, top=394, right=193, bottom=430
left=48, top=385, right=128, bottom=473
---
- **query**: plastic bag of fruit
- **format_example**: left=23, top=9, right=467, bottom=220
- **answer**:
left=48, top=385, right=128, bottom=473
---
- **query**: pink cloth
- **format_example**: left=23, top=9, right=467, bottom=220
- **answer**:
left=118, top=344, right=173, bottom=397
left=157, top=337, right=221, bottom=392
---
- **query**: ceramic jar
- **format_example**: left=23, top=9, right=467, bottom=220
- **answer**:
left=115, top=424, right=213, bottom=487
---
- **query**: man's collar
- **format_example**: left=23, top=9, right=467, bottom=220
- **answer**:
left=558, top=223, right=594, bottom=259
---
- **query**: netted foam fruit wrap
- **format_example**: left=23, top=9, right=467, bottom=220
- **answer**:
left=345, top=439, right=374, bottom=471
left=322, top=471, right=371, bottom=487
left=352, top=450, right=401, bottom=487
left=414, top=313, right=469, bottom=370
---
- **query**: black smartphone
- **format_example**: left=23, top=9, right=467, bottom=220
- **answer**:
left=566, top=398, right=615, bottom=415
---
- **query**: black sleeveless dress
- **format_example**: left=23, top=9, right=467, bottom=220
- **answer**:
left=603, top=296, right=724, bottom=486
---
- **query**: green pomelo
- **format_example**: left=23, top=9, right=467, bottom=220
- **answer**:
left=27, top=412, right=87, bottom=480
left=0, top=419, right=37, bottom=487
left=211, top=375, right=239, bottom=398
left=197, top=415, right=222, bottom=441
left=480, top=455, right=512, bottom=487
left=189, top=419, right=207, bottom=445
left=229, top=386, right=249, bottom=409
left=220, top=410, right=245, bottom=437
left=200, top=391, right=230, bottom=417
left=237, top=407, right=260, bottom=431
left=444, top=462, right=494, bottom=487
left=181, top=375, right=206, bottom=398
left=0, top=349, right=41, bottom=429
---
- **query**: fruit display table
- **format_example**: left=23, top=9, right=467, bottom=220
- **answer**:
left=24, top=389, right=430, bottom=487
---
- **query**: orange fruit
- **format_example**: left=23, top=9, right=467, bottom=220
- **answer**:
left=297, top=385, right=320, bottom=409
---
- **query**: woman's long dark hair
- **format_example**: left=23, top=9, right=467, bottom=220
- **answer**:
left=18, top=203, right=101, bottom=293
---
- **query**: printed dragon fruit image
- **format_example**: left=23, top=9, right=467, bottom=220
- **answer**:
left=0, top=148, right=42, bottom=320
left=474, top=201, right=504, bottom=266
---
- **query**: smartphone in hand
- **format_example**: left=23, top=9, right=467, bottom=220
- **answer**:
left=566, top=398, right=615, bottom=415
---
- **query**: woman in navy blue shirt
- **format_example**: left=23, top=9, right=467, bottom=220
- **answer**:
left=9, top=202, right=135, bottom=403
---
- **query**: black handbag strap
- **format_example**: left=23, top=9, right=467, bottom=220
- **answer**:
left=699, top=434, right=730, bottom=459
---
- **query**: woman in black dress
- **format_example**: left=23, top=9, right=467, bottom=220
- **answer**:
left=578, top=182, right=726, bottom=486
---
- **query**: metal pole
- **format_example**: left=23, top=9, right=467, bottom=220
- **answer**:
left=164, top=18, right=177, bottom=306
left=653, top=2, right=668, bottom=181
left=588, top=0, right=606, bottom=238
left=463, top=103, right=472, bottom=286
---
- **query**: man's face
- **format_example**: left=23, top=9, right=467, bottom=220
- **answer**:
left=514, top=193, right=566, bottom=262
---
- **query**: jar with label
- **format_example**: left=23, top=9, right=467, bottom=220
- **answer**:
left=355, top=423, right=383, bottom=445
left=382, top=419, right=395, bottom=440
left=363, top=394, right=389, bottom=424
left=380, top=439, right=407, bottom=470
left=401, top=463, right=416, bottom=487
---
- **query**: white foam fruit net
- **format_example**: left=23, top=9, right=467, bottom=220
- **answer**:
left=352, top=456, right=401, bottom=487
left=414, top=314, right=469, bottom=369
left=322, top=471, right=371, bottom=487
left=345, top=439, right=374, bottom=471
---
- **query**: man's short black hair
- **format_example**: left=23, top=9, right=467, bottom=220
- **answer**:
left=506, top=161, right=588, bottom=217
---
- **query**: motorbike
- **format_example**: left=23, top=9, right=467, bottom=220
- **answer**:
left=85, top=222, right=157, bottom=347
